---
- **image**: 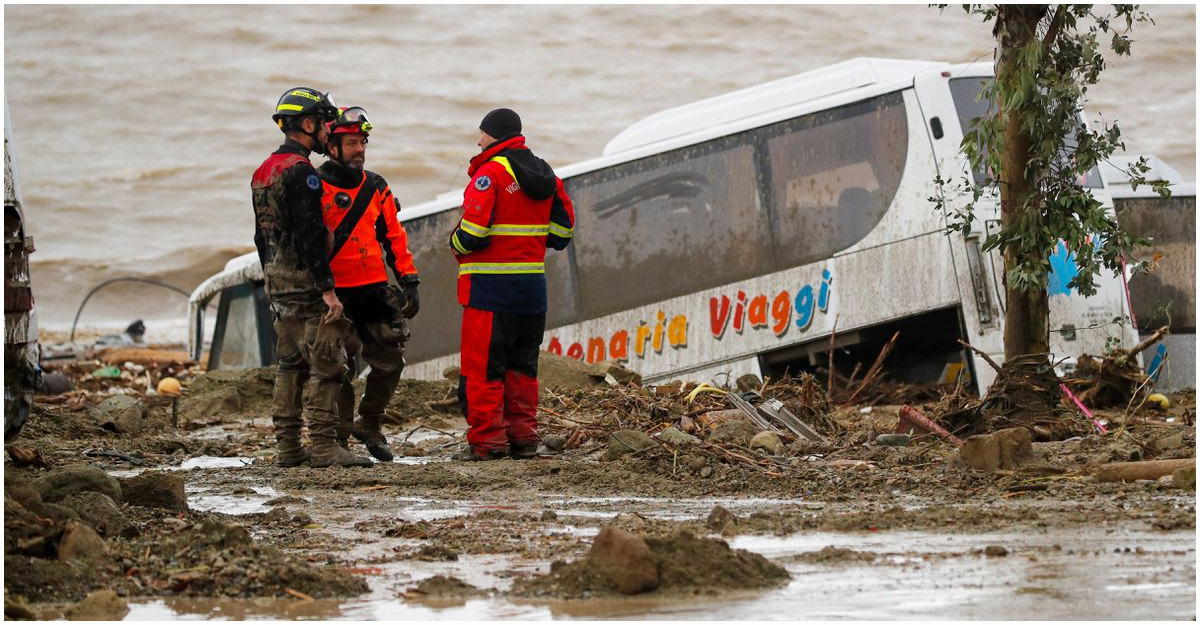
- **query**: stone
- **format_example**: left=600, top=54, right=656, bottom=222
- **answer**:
left=59, top=492, right=135, bottom=538
left=875, top=433, right=911, bottom=447
left=1172, top=465, right=1196, bottom=490
left=39, top=372, right=74, bottom=395
left=1153, top=433, right=1185, bottom=452
left=748, top=431, right=784, bottom=455
left=706, top=420, right=759, bottom=446
left=683, top=455, right=707, bottom=472
left=735, top=373, right=763, bottom=392
left=178, top=386, right=240, bottom=422
left=90, top=395, right=146, bottom=434
left=699, top=466, right=713, bottom=478
left=118, top=471, right=188, bottom=511
left=58, top=521, right=109, bottom=563
left=540, top=510, right=558, bottom=521
left=657, top=427, right=700, bottom=446
left=612, top=512, right=647, bottom=532
left=720, top=521, right=738, bottom=538
left=603, top=430, right=657, bottom=461
left=957, top=427, right=1033, bottom=472
left=984, top=545, right=1009, bottom=557
left=64, top=590, right=128, bottom=621
left=603, top=364, right=642, bottom=388
left=33, top=465, right=123, bottom=504
left=543, top=435, right=568, bottom=451
left=706, top=505, right=736, bottom=532
left=586, top=526, right=659, bottom=595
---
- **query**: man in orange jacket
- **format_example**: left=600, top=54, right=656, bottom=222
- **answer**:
left=449, top=108, right=575, bottom=461
left=318, top=106, right=421, bottom=462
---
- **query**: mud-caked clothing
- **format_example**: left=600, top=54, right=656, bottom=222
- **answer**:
left=269, top=313, right=356, bottom=446
left=449, top=135, right=574, bottom=454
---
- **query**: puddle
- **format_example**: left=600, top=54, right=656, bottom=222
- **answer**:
left=187, top=484, right=283, bottom=515
left=108, top=456, right=256, bottom=478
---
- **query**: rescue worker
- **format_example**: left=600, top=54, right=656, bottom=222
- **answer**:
left=252, top=87, right=372, bottom=468
left=317, top=106, right=421, bottom=462
left=449, top=108, right=575, bottom=461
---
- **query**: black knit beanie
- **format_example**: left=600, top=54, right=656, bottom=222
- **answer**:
left=480, top=108, right=522, bottom=141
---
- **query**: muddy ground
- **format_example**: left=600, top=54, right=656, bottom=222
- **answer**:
left=4, top=352, right=1196, bottom=620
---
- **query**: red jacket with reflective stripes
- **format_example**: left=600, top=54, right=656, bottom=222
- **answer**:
left=318, top=162, right=418, bottom=288
left=450, top=135, right=574, bottom=314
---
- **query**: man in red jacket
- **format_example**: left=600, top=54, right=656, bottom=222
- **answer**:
left=449, top=108, right=575, bottom=461
left=318, top=106, right=421, bottom=462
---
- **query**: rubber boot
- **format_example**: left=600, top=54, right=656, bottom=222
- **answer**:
left=352, top=413, right=394, bottom=462
left=272, top=368, right=309, bottom=467
left=309, top=420, right=373, bottom=468
left=336, top=378, right=355, bottom=451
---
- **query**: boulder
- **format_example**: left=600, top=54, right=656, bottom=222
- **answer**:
left=59, top=492, right=135, bottom=538
left=587, top=526, right=659, bottom=594
left=706, top=420, right=759, bottom=446
left=119, top=471, right=188, bottom=511
left=604, top=430, right=657, bottom=461
left=90, top=395, right=145, bottom=434
left=957, top=427, right=1033, bottom=472
left=657, top=427, right=700, bottom=446
left=178, top=386, right=241, bottom=422
left=57, top=521, right=108, bottom=563
left=64, top=590, right=128, bottom=621
left=33, top=466, right=123, bottom=504
left=1172, top=465, right=1196, bottom=490
left=748, top=431, right=784, bottom=455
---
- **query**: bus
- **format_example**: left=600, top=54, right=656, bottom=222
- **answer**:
left=189, top=57, right=1142, bottom=394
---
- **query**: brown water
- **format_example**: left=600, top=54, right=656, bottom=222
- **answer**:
left=5, top=5, right=1196, bottom=331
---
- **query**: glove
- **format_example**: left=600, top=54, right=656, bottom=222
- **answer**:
left=396, top=276, right=420, bottom=319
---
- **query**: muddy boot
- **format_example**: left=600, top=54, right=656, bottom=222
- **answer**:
left=336, top=378, right=355, bottom=451
left=272, top=368, right=309, bottom=467
left=352, top=414, right=394, bottom=462
left=275, top=432, right=310, bottom=467
left=310, top=421, right=373, bottom=468
left=510, top=440, right=538, bottom=460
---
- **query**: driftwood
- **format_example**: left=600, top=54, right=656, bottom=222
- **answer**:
left=1092, top=458, right=1195, bottom=483
left=845, top=331, right=900, bottom=405
left=1069, top=326, right=1169, bottom=409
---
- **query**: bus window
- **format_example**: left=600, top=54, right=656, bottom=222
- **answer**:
left=764, top=92, right=908, bottom=266
left=949, top=77, right=1102, bottom=188
left=568, top=139, right=772, bottom=318
left=211, top=283, right=263, bottom=370
left=403, top=209, right=464, bottom=363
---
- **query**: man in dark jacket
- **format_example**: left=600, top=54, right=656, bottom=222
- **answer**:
left=317, top=106, right=420, bottom=462
left=252, top=87, right=371, bottom=468
left=449, top=108, right=575, bottom=460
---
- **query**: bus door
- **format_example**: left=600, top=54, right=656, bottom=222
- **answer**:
left=914, top=69, right=1005, bottom=392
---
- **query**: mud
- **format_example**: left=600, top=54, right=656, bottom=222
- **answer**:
left=4, top=361, right=1195, bottom=619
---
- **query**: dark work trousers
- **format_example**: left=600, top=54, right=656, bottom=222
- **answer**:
left=459, top=307, right=544, bottom=452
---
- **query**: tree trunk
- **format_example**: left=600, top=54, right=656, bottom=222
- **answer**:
left=997, top=5, right=1051, bottom=361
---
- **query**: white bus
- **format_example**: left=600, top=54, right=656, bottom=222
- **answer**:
left=189, top=57, right=1141, bottom=393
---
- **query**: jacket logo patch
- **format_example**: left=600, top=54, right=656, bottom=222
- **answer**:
left=474, top=175, right=492, bottom=191
left=506, top=182, right=520, bottom=194
left=307, top=174, right=321, bottom=190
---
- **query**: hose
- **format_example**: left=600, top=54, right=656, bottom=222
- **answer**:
left=68, top=277, right=191, bottom=343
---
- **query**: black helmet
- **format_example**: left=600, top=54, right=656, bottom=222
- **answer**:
left=272, top=87, right=338, bottom=128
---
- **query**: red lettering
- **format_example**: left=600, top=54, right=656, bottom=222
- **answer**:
left=547, top=337, right=563, bottom=355
left=567, top=343, right=584, bottom=360
left=748, top=295, right=769, bottom=329
left=733, top=291, right=747, bottom=333
left=609, top=330, right=629, bottom=361
left=709, top=296, right=731, bottom=338
left=587, top=337, right=606, bottom=364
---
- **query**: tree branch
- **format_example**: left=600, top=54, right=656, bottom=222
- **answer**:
left=1042, top=4, right=1068, bottom=50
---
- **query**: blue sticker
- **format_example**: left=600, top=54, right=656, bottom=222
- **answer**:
left=474, top=175, right=492, bottom=191
left=306, top=174, right=321, bottom=190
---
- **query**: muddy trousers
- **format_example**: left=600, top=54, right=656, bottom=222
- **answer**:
left=338, top=320, right=409, bottom=438
left=459, top=307, right=543, bottom=453
left=271, top=314, right=354, bottom=451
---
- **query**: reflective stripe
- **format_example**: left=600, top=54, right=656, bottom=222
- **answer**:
left=491, top=223, right=550, bottom=236
left=450, top=232, right=470, bottom=255
left=548, top=222, right=573, bottom=238
left=489, top=156, right=516, bottom=180
left=459, top=219, right=490, bottom=237
left=458, top=262, right=545, bottom=275
left=276, top=103, right=305, bottom=112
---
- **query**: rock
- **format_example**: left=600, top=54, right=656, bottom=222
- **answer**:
left=4, top=593, right=36, bottom=620
left=58, top=521, right=109, bottom=563
left=587, top=526, right=659, bottom=594
left=875, top=433, right=911, bottom=447
left=699, top=466, right=713, bottom=478
left=984, top=545, right=1009, bottom=557
left=657, top=427, right=700, bottom=446
left=612, top=512, right=647, bottom=532
left=178, top=386, right=240, bottom=422
left=412, top=575, right=485, bottom=598
left=39, top=372, right=74, bottom=395
left=706, top=505, right=736, bottom=531
left=542, top=435, right=568, bottom=451
left=706, top=420, right=759, bottom=446
left=59, top=492, right=134, bottom=538
left=33, top=465, right=123, bottom=504
left=957, top=427, right=1033, bottom=472
left=89, top=395, right=146, bottom=434
left=603, top=363, right=643, bottom=388
left=1153, top=433, right=1185, bottom=452
left=735, top=373, right=763, bottom=392
left=748, top=431, right=784, bottom=455
left=1171, top=465, right=1195, bottom=490
left=720, top=521, right=738, bottom=538
left=540, top=510, right=558, bottom=521
left=118, top=471, right=188, bottom=511
left=64, top=589, right=128, bottom=621
left=603, top=430, right=657, bottom=461
left=683, top=455, right=707, bottom=472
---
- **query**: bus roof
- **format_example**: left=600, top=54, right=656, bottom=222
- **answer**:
left=401, top=57, right=961, bottom=222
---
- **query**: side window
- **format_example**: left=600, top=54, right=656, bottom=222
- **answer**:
left=568, top=140, right=772, bottom=318
left=949, top=77, right=1102, bottom=188
left=211, top=283, right=262, bottom=370
left=402, top=210, right=463, bottom=363
left=764, top=91, right=908, bottom=267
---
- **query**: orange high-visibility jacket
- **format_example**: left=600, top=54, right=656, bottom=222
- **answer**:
left=318, top=165, right=418, bottom=288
